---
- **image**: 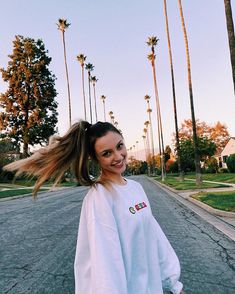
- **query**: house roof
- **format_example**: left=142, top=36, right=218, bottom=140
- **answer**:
left=220, top=137, right=235, bottom=156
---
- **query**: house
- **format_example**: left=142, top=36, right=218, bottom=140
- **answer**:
left=220, top=137, right=235, bottom=168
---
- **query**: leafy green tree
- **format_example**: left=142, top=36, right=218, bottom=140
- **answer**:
left=178, top=119, right=230, bottom=154
left=164, top=145, right=172, bottom=163
left=178, top=139, right=195, bottom=172
left=226, top=154, right=235, bottom=173
left=205, top=157, right=218, bottom=174
left=168, top=160, right=179, bottom=173
left=0, top=139, right=19, bottom=179
left=139, top=161, right=148, bottom=174
left=0, top=139, right=19, bottom=154
left=0, top=35, right=58, bottom=158
left=179, top=137, right=216, bottom=173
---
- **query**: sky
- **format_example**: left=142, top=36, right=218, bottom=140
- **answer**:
left=0, top=0, right=234, bottom=155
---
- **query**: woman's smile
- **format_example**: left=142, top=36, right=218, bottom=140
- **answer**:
left=111, top=159, right=125, bottom=168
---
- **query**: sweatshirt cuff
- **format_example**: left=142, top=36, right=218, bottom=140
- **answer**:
left=170, top=281, right=183, bottom=294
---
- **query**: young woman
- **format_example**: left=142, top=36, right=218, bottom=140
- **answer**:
left=4, top=120, right=184, bottom=294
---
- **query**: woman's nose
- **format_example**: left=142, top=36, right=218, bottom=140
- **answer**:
left=113, top=151, right=123, bottom=161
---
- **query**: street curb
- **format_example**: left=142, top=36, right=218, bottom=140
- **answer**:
left=145, top=176, right=235, bottom=241
left=188, top=197, right=235, bottom=218
left=147, top=177, right=235, bottom=218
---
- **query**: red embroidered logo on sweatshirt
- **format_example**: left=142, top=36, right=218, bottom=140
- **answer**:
left=129, top=202, right=147, bottom=214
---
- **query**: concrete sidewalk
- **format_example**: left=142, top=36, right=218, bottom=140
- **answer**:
left=147, top=177, right=235, bottom=241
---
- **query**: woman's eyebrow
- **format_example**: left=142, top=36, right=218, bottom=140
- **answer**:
left=116, top=140, right=123, bottom=146
left=100, top=140, right=123, bottom=154
left=100, top=148, right=112, bottom=154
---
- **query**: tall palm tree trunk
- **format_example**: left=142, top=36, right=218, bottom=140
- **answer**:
left=145, top=129, right=151, bottom=176
left=224, top=0, right=235, bottom=94
left=142, top=136, right=147, bottom=162
left=148, top=112, right=155, bottom=160
left=163, top=0, right=184, bottom=180
left=149, top=116, right=156, bottom=175
left=81, top=65, right=87, bottom=120
left=178, top=0, right=202, bottom=185
left=151, top=59, right=165, bottom=180
left=93, top=84, right=98, bottom=122
left=88, top=72, right=93, bottom=124
left=103, top=101, right=106, bottom=121
left=62, top=31, right=72, bottom=127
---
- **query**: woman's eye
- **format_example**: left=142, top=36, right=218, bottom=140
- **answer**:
left=102, top=151, right=111, bottom=157
left=117, top=143, right=124, bottom=150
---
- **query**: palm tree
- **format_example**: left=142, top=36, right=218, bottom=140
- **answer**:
left=145, top=95, right=156, bottom=174
left=91, top=76, right=98, bottom=122
left=77, top=54, right=87, bottom=120
left=108, top=111, right=113, bottom=123
left=144, top=95, right=155, bottom=159
left=143, top=127, right=151, bottom=176
left=100, top=95, right=107, bottom=121
left=144, top=121, right=151, bottom=160
left=56, top=18, right=72, bottom=127
left=85, top=63, right=94, bottom=123
left=178, top=0, right=202, bottom=185
left=133, top=144, right=136, bottom=159
left=147, top=53, right=163, bottom=176
left=136, top=140, right=139, bottom=160
left=163, top=0, right=184, bottom=180
left=142, top=135, right=147, bottom=162
left=108, top=111, right=115, bottom=124
left=224, top=0, right=235, bottom=94
left=146, top=36, right=165, bottom=180
left=111, top=115, right=115, bottom=124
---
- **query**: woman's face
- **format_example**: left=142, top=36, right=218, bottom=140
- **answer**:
left=94, top=131, right=127, bottom=178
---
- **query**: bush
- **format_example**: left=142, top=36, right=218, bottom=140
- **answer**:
left=165, top=159, right=176, bottom=173
left=205, top=157, right=218, bottom=173
left=219, top=167, right=229, bottom=173
left=226, top=154, right=235, bottom=173
left=168, top=160, right=178, bottom=173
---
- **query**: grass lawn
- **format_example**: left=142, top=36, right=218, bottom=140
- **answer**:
left=0, top=179, right=77, bottom=199
left=0, top=184, right=21, bottom=190
left=154, top=176, right=229, bottom=190
left=0, top=188, right=47, bottom=199
left=55, top=182, right=78, bottom=187
left=192, top=191, right=235, bottom=212
left=0, top=179, right=78, bottom=188
left=183, top=173, right=235, bottom=184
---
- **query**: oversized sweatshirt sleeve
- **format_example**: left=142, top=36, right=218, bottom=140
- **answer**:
left=154, top=220, right=183, bottom=294
left=77, top=186, right=128, bottom=294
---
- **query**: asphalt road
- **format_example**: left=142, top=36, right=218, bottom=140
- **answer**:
left=0, top=176, right=235, bottom=294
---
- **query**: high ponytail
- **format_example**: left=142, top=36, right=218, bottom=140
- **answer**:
left=3, top=120, right=93, bottom=197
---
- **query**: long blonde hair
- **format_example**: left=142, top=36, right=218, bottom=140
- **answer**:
left=4, top=120, right=122, bottom=197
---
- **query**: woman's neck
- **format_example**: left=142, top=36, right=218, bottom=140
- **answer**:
left=99, top=172, right=126, bottom=185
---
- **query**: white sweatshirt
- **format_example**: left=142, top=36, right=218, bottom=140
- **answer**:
left=74, top=179, right=183, bottom=294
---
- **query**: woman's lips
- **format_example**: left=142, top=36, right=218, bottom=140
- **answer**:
left=112, top=161, right=125, bottom=168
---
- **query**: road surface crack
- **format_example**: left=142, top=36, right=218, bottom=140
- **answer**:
left=182, top=212, right=235, bottom=272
